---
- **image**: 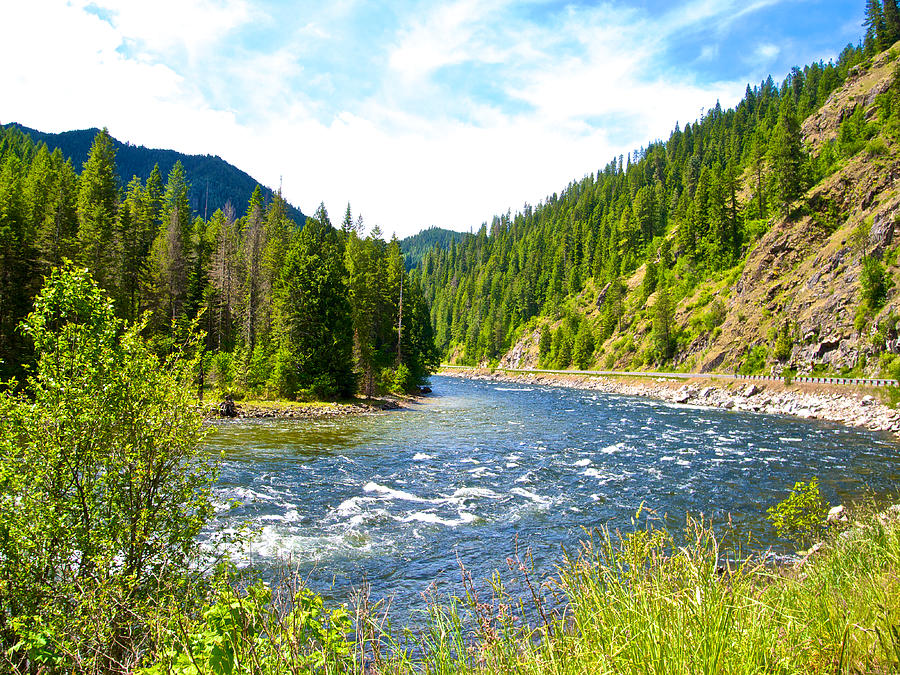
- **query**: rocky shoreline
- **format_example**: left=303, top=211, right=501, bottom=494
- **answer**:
left=206, top=397, right=403, bottom=420
left=443, top=369, right=900, bottom=439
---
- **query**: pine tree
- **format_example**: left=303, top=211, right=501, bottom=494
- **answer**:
left=885, top=0, right=900, bottom=45
left=652, top=282, right=674, bottom=362
left=345, top=228, right=379, bottom=396
left=574, top=322, right=595, bottom=369
left=866, top=0, right=886, bottom=53
left=208, top=206, right=239, bottom=352
left=147, top=162, right=192, bottom=326
left=77, top=129, right=119, bottom=294
left=340, top=203, right=354, bottom=236
left=240, top=186, right=265, bottom=356
left=538, top=324, right=552, bottom=366
left=274, top=211, right=354, bottom=399
left=34, top=151, right=78, bottom=275
left=770, top=97, right=805, bottom=216
left=0, top=154, right=33, bottom=380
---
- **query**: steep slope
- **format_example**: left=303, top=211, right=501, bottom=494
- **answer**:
left=415, top=36, right=900, bottom=380
left=1, top=123, right=305, bottom=224
left=673, top=46, right=900, bottom=376
left=505, top=46, right=900, bottom=377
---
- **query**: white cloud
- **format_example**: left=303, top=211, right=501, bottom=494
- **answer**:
left=0, top=0, right=824, bottom=238
left=388, top=0, right=509, bottom=82
left=85, top=0, right=256, bottom=61
left=752, top=42, right=782, bottom=63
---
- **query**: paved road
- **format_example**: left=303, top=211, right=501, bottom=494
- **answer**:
left=439, top=364, right=899, bottom=388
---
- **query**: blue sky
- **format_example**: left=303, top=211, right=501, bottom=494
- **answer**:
left=1, top=1, right=864, bottom=237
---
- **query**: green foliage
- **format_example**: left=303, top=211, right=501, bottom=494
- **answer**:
left=415, top=43, right=861, bottom=367
left=773, top=319, right=795, bottom=362
left=702, top=298, right=726, bottom=332
left=0, top=126, right=438, bottom=403
left=142, top=581, right=352, bottom=674
left=537, top=324, right=552, bottom=367
left=652, top=283, right=675, bottom=362
left=0, top=262, right=216, bottom=671
left=767, top=478, right=830, bottom=546
left=274, top=212, right=355, bottom=400
left=574, top=321, right=596, bottom=369
left=2, top=122, right=306, bottom=226
left=770, top=97, right=807, bottom=216
left=862, top=256, right=891, bottom=313
left=393, top=509, right=900, bottom=674
left=739, top=344, right=769, bottom=374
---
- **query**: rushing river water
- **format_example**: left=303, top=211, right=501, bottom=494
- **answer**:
left=207, top=375, right=900, bottom=623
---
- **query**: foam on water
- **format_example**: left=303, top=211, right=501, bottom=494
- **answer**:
left=510, top=487, right=553, bottom=507
left=400, top=511, right=477, bottom=527
left=363, top=481, right=428, bottom=503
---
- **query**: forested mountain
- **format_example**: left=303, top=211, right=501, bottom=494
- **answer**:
left=0, top=126, right=437, bottom=397
left=415, top=5, right=900, bottom=379
left=0, top=123, right=305, bottom=224
left=400, top=226, right=472, bottom=270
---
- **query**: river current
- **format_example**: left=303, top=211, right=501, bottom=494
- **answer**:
left=207, top=375, right=900, bottom=622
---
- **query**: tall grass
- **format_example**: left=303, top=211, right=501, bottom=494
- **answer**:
left=140, top=506, right=900, bottom=673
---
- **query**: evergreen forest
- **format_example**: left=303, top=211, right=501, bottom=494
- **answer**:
left=0, top=126, right=438, bottom=398
left=416, top=11, right=900, bottom=372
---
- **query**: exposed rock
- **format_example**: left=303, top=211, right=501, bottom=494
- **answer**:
left=827, top=505, right=847, bottom=523
left=217, top=396, right=238, bottom=418
left=673, top=390, right=693, bottom=404
left=814, top=337, right=841, bottom=358
left=595, top=282, right=612, bottom=309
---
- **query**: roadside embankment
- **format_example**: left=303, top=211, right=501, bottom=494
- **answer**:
left=443, top=368, right=900, bottom=438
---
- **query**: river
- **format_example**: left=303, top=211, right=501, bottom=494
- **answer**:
left=207, top=375, right=900, bottom=623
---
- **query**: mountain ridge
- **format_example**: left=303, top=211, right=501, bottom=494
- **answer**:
left=1, top=122, right=305, bottom=224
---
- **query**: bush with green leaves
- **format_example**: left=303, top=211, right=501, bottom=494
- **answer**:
left=142, top=579, right=353, bottom=674
left=0, top=263, right=217, bottom=672
left=767, top=477, right=830, bottom=546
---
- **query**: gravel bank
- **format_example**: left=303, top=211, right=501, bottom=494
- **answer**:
left=445, top=369, right=900, bottom=439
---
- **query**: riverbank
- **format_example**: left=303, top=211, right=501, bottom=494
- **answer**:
left=205, top=396, right=408, bottom=420
left=442, top=368, right=900, bottom=438
left=150, top=501, right=900, bottom=674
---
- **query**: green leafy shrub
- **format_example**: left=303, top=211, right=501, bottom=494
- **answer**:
left=0, top=263, right=216, bottom=672
left=209, top=350, right=236, bottom=394
left=739, top=345, right=768, bottom=375
left=867, top=136, right=889, bottom=157
left=142, top=580, right=352, bottom=674
left=702, top=298, right=726, bottom=331
left=767, top=478, right=830, bottom=546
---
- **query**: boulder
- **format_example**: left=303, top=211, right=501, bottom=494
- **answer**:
left=826, top=504, right=846, bottom=523
left=814, top=337, right=841, bottom=358
left=674, top=391, right=693, bottom=404
left=218, top=396, right=238, bottom=418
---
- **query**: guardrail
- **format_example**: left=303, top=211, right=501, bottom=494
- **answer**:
left=438, top=365, right=899, bottom=388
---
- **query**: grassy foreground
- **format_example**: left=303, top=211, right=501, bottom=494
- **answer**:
left=142, top=506, right=900, bottom=675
